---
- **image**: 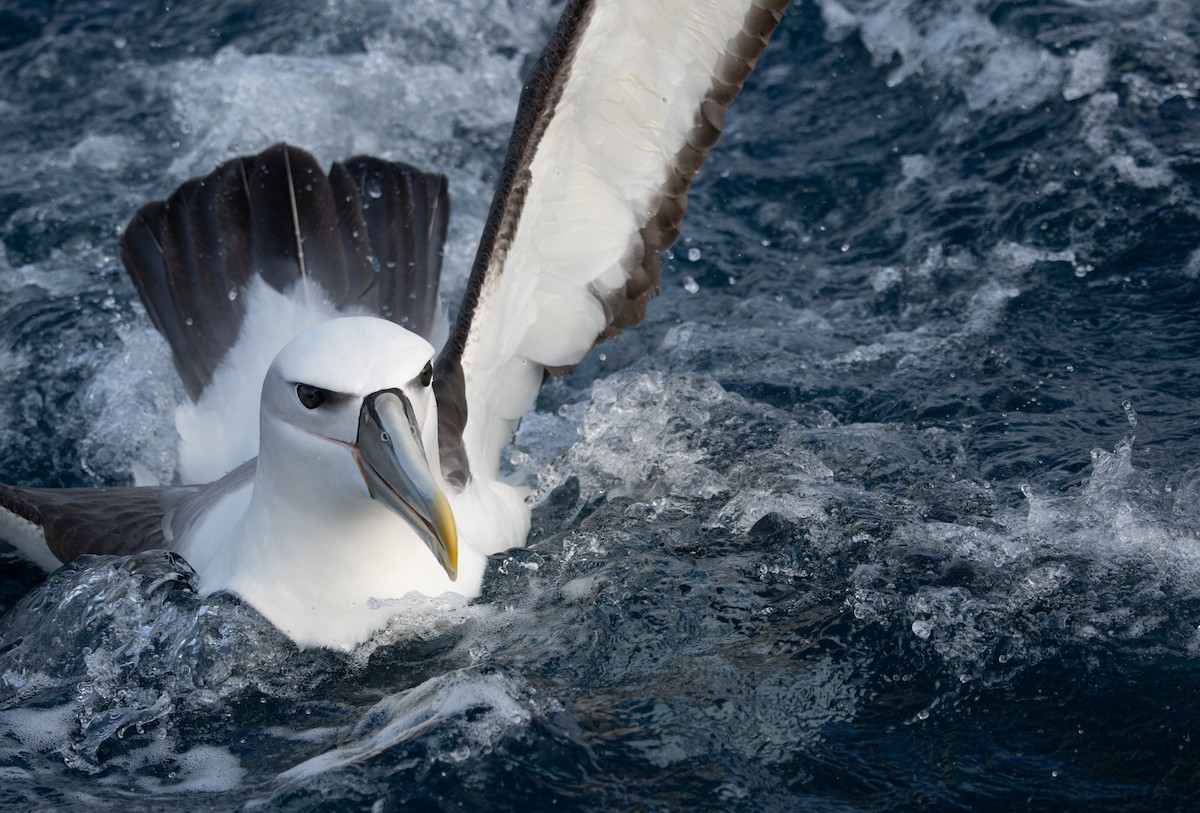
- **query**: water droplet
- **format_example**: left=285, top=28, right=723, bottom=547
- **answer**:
left=683, top=276, right=699, bottom=294
left=1122, top=400, right=1138, bottom=428
left=687, top=247, right=701, bottom=262
left=228, top=288, right=238, bottom=301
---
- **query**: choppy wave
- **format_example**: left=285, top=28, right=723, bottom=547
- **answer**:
left=3, top=0, right=1200, bottom=808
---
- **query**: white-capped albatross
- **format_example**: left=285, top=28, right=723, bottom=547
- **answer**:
left=0, top=0, right=790, bottom=649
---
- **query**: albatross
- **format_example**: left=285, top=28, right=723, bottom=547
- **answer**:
left=0, top=0, right=789, bottom=649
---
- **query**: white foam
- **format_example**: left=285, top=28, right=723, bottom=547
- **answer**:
left=877, top=438, right=1200, bottom=674
left=0, top=704, right=75, bottom=753
left=0, top=244, right=105, bottom=299
left=898, top=154, right=932, bottom=185
left=1108, top=154, right=1175, bottom=190
left=1079, top=91, right=1178, bottom=190
left=349, top=592, right=482, bottom=666
left=264, top=725, right=341, bottom=744
left=712, top=488, right=829, bottom=535
left=278, top=669, right=532, bottom=781
left=100, top=739, right=246, bottom=794
left=1063, top=44, right=1110, bottom=101
left=819, top=1, right=1069, bottom=113
left=816, top=0, right=858, bottom=42
left=77, top=324, right=180, bottom=485
left=163, top=745, right=246, bottom=793
left=962, top=41, right=1063, bottom=112
left=156, top=1, right=553, bottom=212
left=559, top=574, right=598, bottom=602
left=532, top=372, right=727, bottom=505
left=68, top=133, right=136, bottom=173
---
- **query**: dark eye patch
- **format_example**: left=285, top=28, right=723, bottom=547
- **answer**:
left=292, top=383, right=355, bottom=411
left=296, top=383, right=327, bottom=409
left=419, top=361, right=433, bottom=388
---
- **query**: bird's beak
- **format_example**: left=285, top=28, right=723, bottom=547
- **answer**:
left=354, top=388, right=457, bottom=581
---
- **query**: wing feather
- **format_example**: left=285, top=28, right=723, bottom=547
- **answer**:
left=0, top=480, right=183, bottom=564
left=0, top=462, right=256, bottom=569
left=434, top=0, right=788, bottom=486
left=121, top=143, right=450, bottom=401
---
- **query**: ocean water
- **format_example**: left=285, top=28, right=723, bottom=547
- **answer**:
left=2, top=0, right=1199, bottom=808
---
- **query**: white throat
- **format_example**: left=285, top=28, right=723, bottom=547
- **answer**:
left=190, top=422, right=484, bottom=650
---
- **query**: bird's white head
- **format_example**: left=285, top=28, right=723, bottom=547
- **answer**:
left=254, top=316, right=457, bottom=579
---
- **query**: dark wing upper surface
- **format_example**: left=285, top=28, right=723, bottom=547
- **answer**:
left=332, top=156, right=449, bottom=334
left=120, top=143, right=450, bottom=401
left=0, top=480, right=187, bottom=563
left=433, top=0, right=789, bottom=487
left=0, top=461, right=256, bottom=567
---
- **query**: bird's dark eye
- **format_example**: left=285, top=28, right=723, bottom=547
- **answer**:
left=296, top=383, right=327, bottom=409
left=419, top=361, right=433, bottom=387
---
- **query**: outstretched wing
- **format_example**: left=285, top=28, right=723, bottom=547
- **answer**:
left=122, top=143, right=450, bottom=401
left=0, top=480, right=183, bottom=568
left=434, top=0, right=788, bottom=486
left=0, top=462, right=255, bottom=570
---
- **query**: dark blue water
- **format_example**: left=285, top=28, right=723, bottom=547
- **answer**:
left=2, top=0, right=1200, bottom=808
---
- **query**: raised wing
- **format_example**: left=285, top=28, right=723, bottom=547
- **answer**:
left=120, top=144, right=450, bottom=481
left=434, top=0, right=789, bottom=486
left=122, top=143, right=450, bottom=401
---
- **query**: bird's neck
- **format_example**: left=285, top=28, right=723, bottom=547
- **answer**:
left=199, top=444, right=480, bottom=649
